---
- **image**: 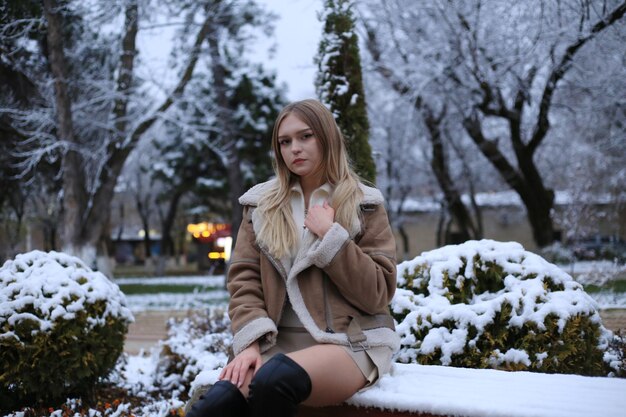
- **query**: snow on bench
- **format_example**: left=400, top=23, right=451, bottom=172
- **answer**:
left=190, top=363, right=626, bottom=417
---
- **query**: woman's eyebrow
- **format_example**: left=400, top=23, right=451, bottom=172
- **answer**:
left=278, top=128, right=313, bottom=139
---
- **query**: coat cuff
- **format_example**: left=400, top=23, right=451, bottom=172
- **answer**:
left=310, top=222, right=349, bottom=268
left=232, top=317, right=277, bottom=356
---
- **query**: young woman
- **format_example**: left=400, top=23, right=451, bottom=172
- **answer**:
left=187, top=99, right=399, bottom=417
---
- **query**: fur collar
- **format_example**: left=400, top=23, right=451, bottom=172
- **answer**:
left=238, top=178, right=385, bottom=207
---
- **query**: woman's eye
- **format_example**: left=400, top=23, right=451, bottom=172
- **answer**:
left=302, top=133, right=313, bottom=140
left=279, top=139, right=291, bottom=146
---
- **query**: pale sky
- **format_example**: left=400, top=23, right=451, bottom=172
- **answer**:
left=136, top=0, right=323, bottom=103
left=254, top=0, right=323, bottom=101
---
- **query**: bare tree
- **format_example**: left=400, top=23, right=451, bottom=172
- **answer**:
left=457, top=1, right=625, bottom=246
left=366, top=95, right=425, bottom=259
left=362, top=13, right=483, bottom=245
left=359, top=0, right=626, bottom=247
left=9, top=0, right=216, bottom=270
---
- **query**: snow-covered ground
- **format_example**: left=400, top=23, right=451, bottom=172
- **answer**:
left=558, top=260, right=626, bottom=277
left=114, top=276, right=226, bottom=286
left=123, top=290, right=229, bottom=311
left=590, top=291, right=626, bottom=309
left=191, top=360, right=626, bottom=417
left=114, top=276, right=229, bottom=311
left=352, top=363, right=626, bottom=417
left=557, top=260, right=626, bottom=286
left=114, top=265, right=626, bottom=311
left=120, top=286, right=625, bottom=310
left=563, top=260, right=626, bottom=309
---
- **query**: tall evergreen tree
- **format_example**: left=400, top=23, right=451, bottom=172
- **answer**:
left=315, top=0, right=376, bottom=183
left=147, top=63, right=284, bottom=261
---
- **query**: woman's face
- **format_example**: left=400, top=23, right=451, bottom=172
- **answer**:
left=277, top=113, right=324, bottom=183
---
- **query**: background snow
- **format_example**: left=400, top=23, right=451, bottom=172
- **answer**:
left=122, top=291, right=229, bottom=312
left=114, top=276, right=228, bottom=311
left=114, top=276, right=225, bottom=286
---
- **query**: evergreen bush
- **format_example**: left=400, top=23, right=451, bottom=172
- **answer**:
left=391, top=240, right=623, bottom=376
left=315, top=0, right=376, bottom=183
left=0, top=250, right=133, bottom=409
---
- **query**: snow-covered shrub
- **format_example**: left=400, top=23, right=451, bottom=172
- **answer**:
left=391, top=240, right=622, bottom=376
left=156, top=308, right=231, bottom=400
left=0, top=251, right=134, bottom=408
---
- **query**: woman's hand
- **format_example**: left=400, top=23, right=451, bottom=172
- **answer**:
left=219, top=342, right=262, bottom=388
left=305, top=201, right=335, bottom=238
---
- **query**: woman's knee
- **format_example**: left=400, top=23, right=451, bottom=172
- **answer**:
left=186, top=380, right=248, bottom=417
left=249, top=353, right=312, bottom=405
left=287, top=345, right=366, bottom=407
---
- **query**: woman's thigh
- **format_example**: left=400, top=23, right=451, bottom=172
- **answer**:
left=287, top=344, right=366, bottom=407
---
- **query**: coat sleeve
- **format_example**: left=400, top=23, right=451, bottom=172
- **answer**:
left=227, top=206, right=277, bottom=355
left=309, top=203, right=397, bottom=314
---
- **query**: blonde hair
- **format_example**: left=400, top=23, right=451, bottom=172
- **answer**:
left=256, top=99, right=364, bottom=258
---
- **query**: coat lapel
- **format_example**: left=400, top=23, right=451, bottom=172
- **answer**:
left=239, top=179, right=385, bottom=283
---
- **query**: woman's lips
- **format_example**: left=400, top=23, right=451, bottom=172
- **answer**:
left=293, top=158, right=306, bottom=164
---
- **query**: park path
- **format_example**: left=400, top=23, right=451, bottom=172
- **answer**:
left=124, top=310, right=198, bottom=355
left=124, top=309, right=626, bottom=355
left=599, top=309, right=626, bottom=335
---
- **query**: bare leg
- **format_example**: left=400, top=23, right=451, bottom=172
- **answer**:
left=287, top=344, right=367, bottom=407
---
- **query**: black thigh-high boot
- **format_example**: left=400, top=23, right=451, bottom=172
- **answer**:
left=247, top=353, right=312, bottom=417
left=186, top=380, right=248, bottom=417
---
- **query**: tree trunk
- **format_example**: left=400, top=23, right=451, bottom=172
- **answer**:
left=141, top=217, right=152, bottom=262
left=436, top=204, right=450, bottom=248
left=397, top=224, right=410, bottom=261
left=136, top=189, right=153, bottom=261
left=207, top=31, right=244, bottom=246
left=463, top=113, right=556, bottom=247
left=227, top=153, right=244, bottom=245
left=43, top=0, right=89, bottom=261
left=7, top=188, right=27, bottom=256
left=447, top=126, right=483, bottom=238
left=517, top=183, right=556, bottom=247
left=423, top=106, right=480, bottom=244
left=96, top=225, right=113, bottom=278
left=156, top=190, right=183, bottom=276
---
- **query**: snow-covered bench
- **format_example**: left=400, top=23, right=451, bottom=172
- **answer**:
left=188, top=363, right=626, bottom=417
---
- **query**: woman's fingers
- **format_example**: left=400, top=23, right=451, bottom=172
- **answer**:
left=236, top=361, right=247, bottom=387
left=231, top=363, right=241, bottom=386
left=220, top=363, right=231, bottom=381
left=218, top=343, right=262, bottom=387
left=220, top=356, right=252, bottom=387
left=238, top=356, right=258, bottom=386
left=254, top=355, right=263, bottom=375
left=305, top=201, right=335, bottom=237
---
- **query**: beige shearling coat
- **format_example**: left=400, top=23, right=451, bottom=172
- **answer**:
left=227, top=179, right=400, bottom=356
